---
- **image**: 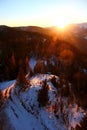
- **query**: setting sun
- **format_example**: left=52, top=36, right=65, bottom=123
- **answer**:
left=56, top=20, right=69, bottom=29
left=52, top=17, right=70, bottom=29
left=50, top=6, right=80, bottom=29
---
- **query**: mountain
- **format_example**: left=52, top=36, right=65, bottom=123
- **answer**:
left=0, top=24, right=87, bottom=56
left=0, top=74, right=86, bottom=130
left=0, top=24, right=87, bottom=55
left=14, top=25, right=58, bottom=37
left=14, top=23, right=87, bottom=54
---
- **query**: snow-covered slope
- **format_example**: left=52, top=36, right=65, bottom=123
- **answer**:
left=0, top=80, right=15, bottom=91
left=0, top=74, right=86, bottom=130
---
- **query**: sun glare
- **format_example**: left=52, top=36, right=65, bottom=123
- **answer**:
left=50, top=6, right=77, bottom=29
left=57, top=21, right=68, bottom=29
left=52, top=17, right=70, bottom=29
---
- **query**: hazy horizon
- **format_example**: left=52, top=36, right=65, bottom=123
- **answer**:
left=0, top=0, right=87, bottom=27
left=0, top=22, right=87, bottom=28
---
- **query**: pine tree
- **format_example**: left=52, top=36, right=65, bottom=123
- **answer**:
left=51, top=76, right=59, bottom=89
left=26, top=56, right=33, bottom=77
left=38, top=80, right=49, bottom=107
left=34, top=59, right=46, bottom=74
left=0, top=91, right=3, bottom=107
left=16, top=66, right=30, bottom=91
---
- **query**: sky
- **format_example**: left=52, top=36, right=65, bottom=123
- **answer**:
left=0, top=0, right=87, bottom=27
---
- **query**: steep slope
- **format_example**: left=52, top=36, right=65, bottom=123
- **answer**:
left=0, top=74, right=86, bottom=130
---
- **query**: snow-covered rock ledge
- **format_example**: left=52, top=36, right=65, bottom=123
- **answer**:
left=0, top=74, right=86, bottom=130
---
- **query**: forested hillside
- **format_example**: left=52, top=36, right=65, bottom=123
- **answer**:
left=0, top=25, right=87, bottom=130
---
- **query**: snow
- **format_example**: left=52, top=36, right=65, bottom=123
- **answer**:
left=66, top=104, right=86, bottom=129
left=0, top=80, right=15, bottom=90
left=0, top=74, right=86, bottom=130
left=29, top=57, right=37, bottom=71
left=6, top=95, right=43, bottom=130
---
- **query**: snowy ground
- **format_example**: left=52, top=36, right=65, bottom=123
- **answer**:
left=29, top=57, right=37, bottom=71
left=0, top=74, right=86, bottom=130
left=0, top=80, right=15, bottom=90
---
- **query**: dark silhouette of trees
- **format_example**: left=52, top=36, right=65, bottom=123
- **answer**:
left=51, top=76, right=59, bottom=89
left=76, top=115, right=87, bottom=130
left=16, top=65, right=30, bottom=92
left=38, top=80, right=49, bottom=107
left=34, top=59, right=46, bottom=74
left=61, top=82, right=70, bottom=97
left=26, top=57, right=33, bottom=76
left=73, top=70, right=87, bottom=108
left=16, top=67, right=26, bottom=87
left=0, top=91, right=4, bottom=107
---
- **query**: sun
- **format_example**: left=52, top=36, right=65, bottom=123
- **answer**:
left=56, top=21, right=68, bottom=29
left=52, top=17, right=70, bottom=29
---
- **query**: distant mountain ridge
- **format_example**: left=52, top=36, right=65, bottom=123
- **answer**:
left=15, top=23, right=87, bottom=54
